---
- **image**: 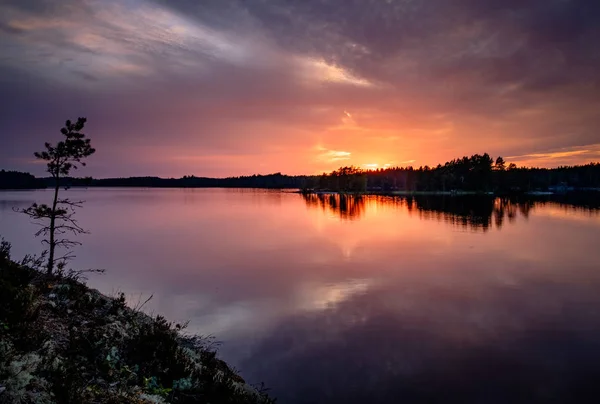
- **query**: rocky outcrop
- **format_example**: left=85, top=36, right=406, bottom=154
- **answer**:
left=0, top=243, right=273, bottom=404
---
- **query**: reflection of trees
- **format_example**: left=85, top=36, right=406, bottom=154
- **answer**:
left=301, top=193, right=600, bottom=230
left=526, top=192, right=600, bottom=212
left=302, top=193, right=366, bottom=220
left=411, top=196, right=495, bottom=231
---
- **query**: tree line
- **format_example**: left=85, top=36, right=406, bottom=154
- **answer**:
left=0, top=172, right=312, bottom=190
left=305, top=154, right=600, bottom=193
left=3, top=153, right=600, bottom=193
left=0, top=170, right=45, bottom=189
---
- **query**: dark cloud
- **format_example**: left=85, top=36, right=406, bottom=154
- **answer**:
left=156, top=0, right=600, bottom=80
left=72, top=70, right=99, bottom=82
left=0, top=20, right=24, bottom=35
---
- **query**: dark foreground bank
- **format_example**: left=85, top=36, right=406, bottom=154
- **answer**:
left=0, top=241, right=274, bottom=404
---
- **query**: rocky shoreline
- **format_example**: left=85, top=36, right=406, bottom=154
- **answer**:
left=0, top=241, right=274, bottom=404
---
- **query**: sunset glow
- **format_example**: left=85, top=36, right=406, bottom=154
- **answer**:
left=1, top=0, right=599, bottom=177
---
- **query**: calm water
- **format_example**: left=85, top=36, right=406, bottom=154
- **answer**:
left=2, top=188, right=600, bottom=403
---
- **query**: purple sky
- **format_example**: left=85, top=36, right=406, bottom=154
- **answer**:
left=1, top=0, right=600, bottom=177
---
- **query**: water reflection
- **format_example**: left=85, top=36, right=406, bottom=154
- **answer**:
left=302, top=193, right=600, bottom=231
left=241, top=270, right=600, bottom=404
left=2, top=189, right=600, bottom=403
left=302, top=193, right=366, bottom=220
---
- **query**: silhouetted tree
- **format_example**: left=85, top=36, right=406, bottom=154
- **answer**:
left=494, top=156, right=506, bottom=171
left=20, top=117, right=95, bottom=274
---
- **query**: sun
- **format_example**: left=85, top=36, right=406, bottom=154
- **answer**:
left=362, top=163, right=392, bottom=171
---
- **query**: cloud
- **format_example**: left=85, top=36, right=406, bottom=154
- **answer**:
left=0, top=0, right=599, bottom=176
left=0, top=0, right=260, bottom=85
left=317, top=147, right=352, bottom=162
left=298, top=57, right=375, bottom=87
left=507, top=144, right=600, bottom=167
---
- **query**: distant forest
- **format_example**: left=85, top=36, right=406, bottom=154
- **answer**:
left=2, top=153, right=600, bottom=193
left=308, top=154, right=600, bottom=193
left=0, top=169, right=310, bottom=190
left=0, top=170, right=46, bottom=189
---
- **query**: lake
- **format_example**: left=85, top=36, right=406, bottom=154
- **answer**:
left=2, top=188, right=600, bottom=403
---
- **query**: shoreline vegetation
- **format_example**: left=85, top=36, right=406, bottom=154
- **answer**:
left=2, top=154, right=600, bottom=194
left=0, top=240, right=274, bottom=404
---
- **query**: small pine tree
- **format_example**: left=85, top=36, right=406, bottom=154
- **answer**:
left=20, top=117, right=95, bottom=274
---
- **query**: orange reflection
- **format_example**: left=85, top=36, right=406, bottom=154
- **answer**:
left=302, top=193, right=600, bottom=231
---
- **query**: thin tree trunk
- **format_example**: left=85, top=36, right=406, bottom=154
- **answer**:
left=47, top=173, right=60, bottom=275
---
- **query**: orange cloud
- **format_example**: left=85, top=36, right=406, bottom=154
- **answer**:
left=507, top=144, right=600, bottom=168
left=317, top=147, right=352, bottom=163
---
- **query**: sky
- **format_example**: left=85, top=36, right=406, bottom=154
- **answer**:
left=1, top=0, right=600, bottom=178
